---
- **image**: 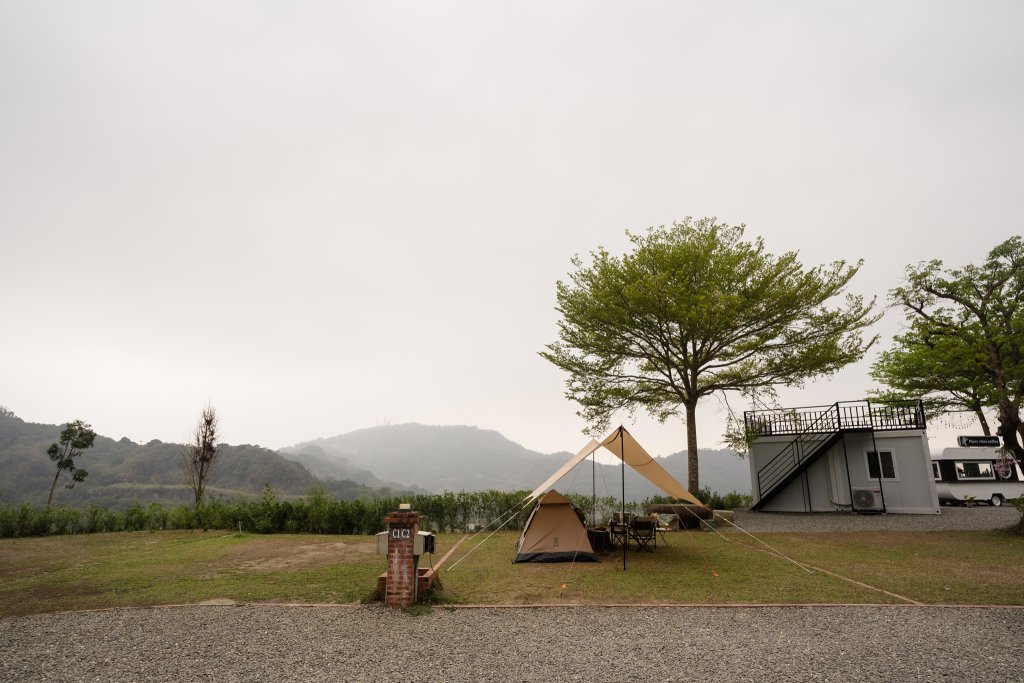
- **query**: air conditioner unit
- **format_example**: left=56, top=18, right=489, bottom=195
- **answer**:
left=852, top=487, right=883, bottom=511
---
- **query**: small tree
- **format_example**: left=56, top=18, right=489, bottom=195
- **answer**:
left=542, top=218, right=879, bottom=491
left=46, top=420, right=97, bottom=505
left=182, top=405, right=221, bottom=508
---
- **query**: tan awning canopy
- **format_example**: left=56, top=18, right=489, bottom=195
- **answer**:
left=599, top=427, right=705, bottom=507
left=526, top=427, right=706, bottom=508
left=525, top=439, right=600, bottom=502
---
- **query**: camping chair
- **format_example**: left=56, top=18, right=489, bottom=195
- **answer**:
left=609, top=512, right=633, bottom=548
left=629, top=516, right=657, bottom=553
left=651, top=512, right=673, bottom=546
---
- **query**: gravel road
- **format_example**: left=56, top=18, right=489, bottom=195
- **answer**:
left=2, top=604, right=1022, bottom=682
left=728, top=505, right=1020, bottom=532
left=3, top=508, right=1021, bottom=682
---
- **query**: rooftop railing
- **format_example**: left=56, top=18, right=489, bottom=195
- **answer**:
left=744, top=400, right=926, bottom=439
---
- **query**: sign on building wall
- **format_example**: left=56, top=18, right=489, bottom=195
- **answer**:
left=957, top=435, right=1001, bottom=448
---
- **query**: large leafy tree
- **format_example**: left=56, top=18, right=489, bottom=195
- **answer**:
left=871, top=322, right=994, bottom=435
left=886, top=236, right=1024, bottom=461
left=46, top=419, right=97, bottom=505
left=181, top=404, right=221, bottom=508
left=541, top=217, right=879, bottom=491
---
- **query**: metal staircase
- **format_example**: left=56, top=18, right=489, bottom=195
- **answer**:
left=747, top=401, right=925, bottom=511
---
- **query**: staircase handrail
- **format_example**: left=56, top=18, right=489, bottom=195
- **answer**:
left=756, top=403, right=841, bottom=498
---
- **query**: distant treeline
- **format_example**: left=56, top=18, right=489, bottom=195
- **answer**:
left=0, top=485, right=752, bottom=539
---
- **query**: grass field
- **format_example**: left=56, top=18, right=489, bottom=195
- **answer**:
left=1, top=528, right=1022, bottom=618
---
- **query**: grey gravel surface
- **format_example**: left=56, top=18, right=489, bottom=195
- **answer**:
left=728, top=505, right=1020, bottom=532
left=2, top=604, right=1023, bottom=682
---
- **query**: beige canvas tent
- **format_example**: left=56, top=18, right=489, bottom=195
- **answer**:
left=514, top=489, right=596, bottom=563
left=526, top=426, right=705, bottom=508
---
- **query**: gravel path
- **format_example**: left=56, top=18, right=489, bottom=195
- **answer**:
left=727, top=505, right=1020, bottom=532
left=2, top=604, right=1022, bottom=682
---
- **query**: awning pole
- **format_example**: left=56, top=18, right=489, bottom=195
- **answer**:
left=620, top=425, right=626, bottom=572
left=591, top=449, right=596, bottom=527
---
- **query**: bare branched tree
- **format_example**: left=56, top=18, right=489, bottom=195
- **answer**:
left=182, top=404, right=221, bottom=508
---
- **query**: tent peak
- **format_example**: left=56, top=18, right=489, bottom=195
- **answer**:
left=525, top=428, right=707, bottom=509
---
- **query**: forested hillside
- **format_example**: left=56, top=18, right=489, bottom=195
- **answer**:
left=283, top=424, right=563, bottom=492
left=0, top=412, right=403, bottom=509
left=1, top=409, right=750, bottom=509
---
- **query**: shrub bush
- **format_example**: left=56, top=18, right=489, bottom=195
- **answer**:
left=0, top=486, right=704, bottom=538
left=647, top=488, right=752, bottom=510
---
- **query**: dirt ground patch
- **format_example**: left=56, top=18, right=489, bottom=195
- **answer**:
left=231, top=537, right=376, bottom=573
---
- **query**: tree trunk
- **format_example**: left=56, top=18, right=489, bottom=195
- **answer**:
left=975, top=409, right=991, bottom=436
left=995, top=398, right=1024, bottom=463
left=47, top=471, right=60, bottom=506
left=685, top=399, right=699, bottom=493
left=194, top=479, right=205, bottom=510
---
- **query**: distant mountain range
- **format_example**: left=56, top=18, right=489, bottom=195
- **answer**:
left=0, top=411, right=751, bottom=509
left=281, top=423, right=752, bottom=498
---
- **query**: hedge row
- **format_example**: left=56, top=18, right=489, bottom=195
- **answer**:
left=0, top=485, right=750, bottom=539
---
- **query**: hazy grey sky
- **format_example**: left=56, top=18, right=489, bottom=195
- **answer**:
left=2, top=1, right=1022, bottom=457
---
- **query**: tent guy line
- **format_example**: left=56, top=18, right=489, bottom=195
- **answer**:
left=444, top=498, right=535, bottom=573
left=450, top=427, right=828, bottom=585
left=710, top=518, right=922, bottom=605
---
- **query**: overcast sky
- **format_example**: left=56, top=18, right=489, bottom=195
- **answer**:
left=2, top=1, right=1022, bottom=458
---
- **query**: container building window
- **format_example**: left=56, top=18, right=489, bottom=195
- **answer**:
left=866, top=451, right=897, bottom=480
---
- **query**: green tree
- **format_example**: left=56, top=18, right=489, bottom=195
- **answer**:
left=541, top=217, right=879, bottom=491
left=181, top=405, right=221, bottom=508
left=46, top=420, right=97, bottom=505
left=871, top=321, right=994, bottom=435
left=887, top=236, right=1024, bottom=461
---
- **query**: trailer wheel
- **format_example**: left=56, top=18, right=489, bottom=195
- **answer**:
left=990, top=494, right=1003, bottom=507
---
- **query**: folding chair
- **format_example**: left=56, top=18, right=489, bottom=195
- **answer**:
left=609, top=512, right=633, bottom=548
left=629, top=516, right=657, bottom=552
left=609, top=521, right=629, bottom=548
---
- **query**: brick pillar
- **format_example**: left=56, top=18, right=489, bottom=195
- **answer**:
left=384, top=510, right=421, bottom=608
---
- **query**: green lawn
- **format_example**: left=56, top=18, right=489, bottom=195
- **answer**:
left=0, top=531, right=383, bottom=617
left=1, top=528, right=1022, bottom=617
left=763, top=530, right=1024, bottom=605
left=437, top=529, right=1024, bottom=606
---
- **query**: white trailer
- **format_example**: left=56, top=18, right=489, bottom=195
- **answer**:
left=932, top=446, right=1024, bottom=506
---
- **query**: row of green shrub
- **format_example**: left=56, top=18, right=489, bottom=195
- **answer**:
left=0, top=485, right=752, bottom=539
left=646, top=488, right=752, bottom=510
left=690, top=488, right=754, bottom=509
